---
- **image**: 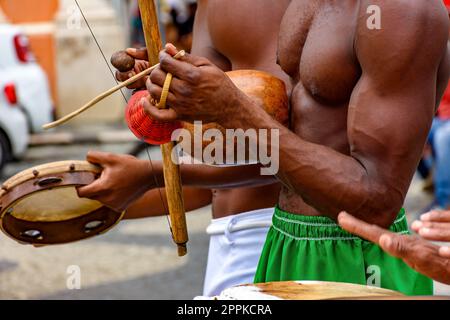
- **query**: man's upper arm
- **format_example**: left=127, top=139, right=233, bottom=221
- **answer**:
left=347, top=1, right=449, bottom=215
left=191, top=0, right=231, bottom=71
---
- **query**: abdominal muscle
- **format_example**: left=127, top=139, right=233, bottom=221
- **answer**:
left=204, top=46, right=290, bottom=219
left=211, top=183, right=281, bottom=219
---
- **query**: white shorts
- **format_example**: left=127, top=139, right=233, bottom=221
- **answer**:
left=202, top=207, right=274, bottom=297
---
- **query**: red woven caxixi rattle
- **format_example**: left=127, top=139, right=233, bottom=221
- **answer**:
left=125, top=90, right=181, bottom=145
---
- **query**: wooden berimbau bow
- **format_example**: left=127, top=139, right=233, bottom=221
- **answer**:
left=137, top=0, right=188, bottom=256
left=43, top=0, right=189, bottom=256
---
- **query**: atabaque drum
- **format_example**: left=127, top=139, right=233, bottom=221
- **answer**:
left=215, top=281, right=404, bottom=300
left=0, top=161, right=124, bottom=246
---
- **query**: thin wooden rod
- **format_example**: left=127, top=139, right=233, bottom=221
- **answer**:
left=42, top=50, right=185, bottom=130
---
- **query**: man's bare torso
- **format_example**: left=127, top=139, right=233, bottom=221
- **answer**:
left=197, top=0, right=290, bottom=218
left=278, top=0, right=450, bottom=216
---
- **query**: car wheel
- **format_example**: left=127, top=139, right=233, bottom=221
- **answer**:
left=0, top=132, right=10, bottom=175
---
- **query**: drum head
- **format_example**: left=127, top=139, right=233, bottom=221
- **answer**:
left=217, top=281, right=404, bottom=300
left=0, top=161, right=124, bottom=245
left=10, top=187, right=103, bottom=222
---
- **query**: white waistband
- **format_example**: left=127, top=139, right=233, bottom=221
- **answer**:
left=206, top=207, right=274, bottom=235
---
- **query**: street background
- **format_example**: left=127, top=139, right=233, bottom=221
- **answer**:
left=0, top=0, right=450, bottom=299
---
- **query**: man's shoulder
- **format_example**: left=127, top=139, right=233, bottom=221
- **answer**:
left=358, top=0, right=448, bottom=29
left=354, top=0, right=449, bottom=82
left=359, top=0, right=445, bottom=16
left=356, top=0, right=448, bottom=51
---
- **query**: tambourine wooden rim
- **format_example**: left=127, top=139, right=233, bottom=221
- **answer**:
left=0, top=161, right=124, bottom=246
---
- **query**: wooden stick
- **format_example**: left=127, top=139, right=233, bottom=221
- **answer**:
left=42, top=51, right=185, bottom=130
left=138, top=0, right=188, bottom=256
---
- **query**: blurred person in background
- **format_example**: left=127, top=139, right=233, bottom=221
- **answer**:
left=159, top=0, right=194, bottom=50
left=129, top=0, right=145, bottom=47
left=130, top=0, right=197, bottom=50
left=167, top=0, right=197, bottom=50
left=422, top=0, right=450, bottom=211
left=429, top=83, right=450, bottom=210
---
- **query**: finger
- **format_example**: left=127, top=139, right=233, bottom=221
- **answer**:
left=145, top=79, right=177, bottom=105
left=116, top=70, right=136, bottom=82
left=165, top=43, right=179, bottom=56
left=77, top=179, right=104, bottom=198
left=159, top=51, right=209, bottom=83
left=149, top=68, right=185, bottom=94
left=416, top=221, right=450, bottom=229
left=418, top=226, right=450, bottom=241
left=149, top=68, right=168, bottom=87
left=421, top=210, right=450, bottom=222
left=411, top=220, right=423, bottom=233
left=169, top=46, right=210, bottom=67
left=134, top=60, right=150, bottom=72
left=116, top=70, right=146, bottom=90
left=411, top=220, right=450, bottom=232
left=337, top=211, right=387, bottom=243
left=378, top=233, right=413, bottom=259
left=86, top=151, right=111, bottom=166
left=142, top=98, right=178, bottom=122
left=439, top=246, right=450, bottom=258
left=126, top=47, right=148, bottom=61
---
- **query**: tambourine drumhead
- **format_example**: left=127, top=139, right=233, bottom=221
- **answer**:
left=0, top=161, right=124, bottom=245
left=11, top=187, right=103, bottom=222
left=216, top=281, right=404, bottom=300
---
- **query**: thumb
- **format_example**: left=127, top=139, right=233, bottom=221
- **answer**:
left=86, top=151, right=110, bottom=166
left=126, top=47, right=148, bottom=61
left=77, top=178, right=103, bottom=198
left=164, top=43, right=210, bottom=67
left=165, top=43, right=179, bottom=56
left=142, top=97, right=179, bottom=122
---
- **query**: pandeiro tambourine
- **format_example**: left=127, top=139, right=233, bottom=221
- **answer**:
left=0, top=161, right=124, bottom=246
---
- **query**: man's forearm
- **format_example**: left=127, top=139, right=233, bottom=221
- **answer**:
left=181, top=163, right=277, bottom=189
left=139, top=158, right=276, bottom=190
left=124, top=187, right=212, bottom=219
left=222, top=97, right=400, bottom=226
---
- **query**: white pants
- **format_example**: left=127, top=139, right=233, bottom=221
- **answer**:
left=202, top=208, right=274, bottom=297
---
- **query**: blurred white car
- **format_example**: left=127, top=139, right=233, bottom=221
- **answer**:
left=0, top=24, right=54, bottom=173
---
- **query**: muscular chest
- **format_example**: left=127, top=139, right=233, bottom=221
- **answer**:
left=279, top=0, right=361, bottom=104
left=206, top=0, right=289, bottom=68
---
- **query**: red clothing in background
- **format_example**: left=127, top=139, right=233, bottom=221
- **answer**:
left=438, top=83, right=450, bottom=120
left=438, top=0, right=450, bottom=119
left=445, top=0, right=450, bottom=9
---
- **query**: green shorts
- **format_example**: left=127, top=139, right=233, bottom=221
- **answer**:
left=254, top=206, right=433, bottom=296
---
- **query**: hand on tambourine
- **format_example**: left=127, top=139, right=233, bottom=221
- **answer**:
left=111, top=48, right=150, bottom=90
left=77, top=151, right=155, bottom=213
left=338, top=212, right=450, bottom=285
left=144, top=43, right=247, bottom=124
